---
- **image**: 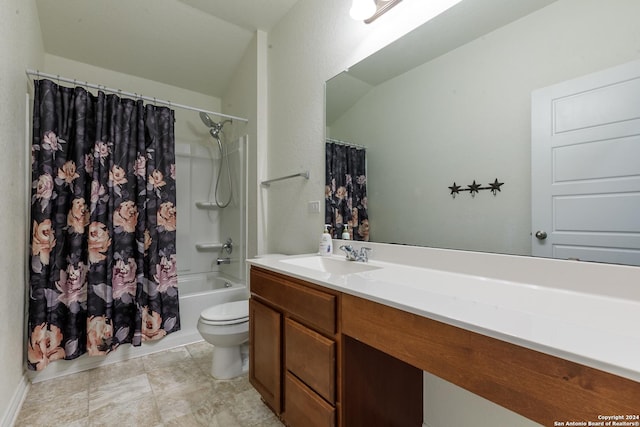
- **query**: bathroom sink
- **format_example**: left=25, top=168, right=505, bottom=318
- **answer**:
left=281, top=256, right=381, bottom=275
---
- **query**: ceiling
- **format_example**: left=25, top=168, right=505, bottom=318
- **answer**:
left=35, top=0, right=299, bottom=97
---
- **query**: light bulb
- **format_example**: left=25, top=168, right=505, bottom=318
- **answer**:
left=350, top=0, right=377, bottom=21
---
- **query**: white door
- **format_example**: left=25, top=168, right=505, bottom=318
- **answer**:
left=531, top=60, right=640, bottom=266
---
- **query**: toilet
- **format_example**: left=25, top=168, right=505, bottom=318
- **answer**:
left=197, top=300, right=249, bottom=379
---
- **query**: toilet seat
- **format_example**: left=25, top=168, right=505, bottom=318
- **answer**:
left=199, top=300, right=249, bottom=325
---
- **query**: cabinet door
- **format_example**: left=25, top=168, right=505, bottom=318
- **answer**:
left=249, top=298, right=282, bottom=414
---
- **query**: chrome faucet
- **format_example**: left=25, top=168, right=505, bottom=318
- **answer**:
left=222, top=238, right=233, bottom=254
left=216, top=238, right=233, bottom=265
left=339, top=245, right=372, bottom=262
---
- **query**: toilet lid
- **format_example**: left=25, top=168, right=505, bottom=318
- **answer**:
left=200, top=300, right=248, bottom=322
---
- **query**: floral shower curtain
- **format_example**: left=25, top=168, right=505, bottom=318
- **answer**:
left=28, top=79, right=180, bottom=371
left=325, top=141, right=369, bottom=241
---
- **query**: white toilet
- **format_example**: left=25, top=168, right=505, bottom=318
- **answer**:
left=197, top=300, right=249, bottom=379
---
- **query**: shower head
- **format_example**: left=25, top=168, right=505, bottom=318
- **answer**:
left=199, top=111, right=216, bottom=128
left=199, top=112, right=232, bottom=139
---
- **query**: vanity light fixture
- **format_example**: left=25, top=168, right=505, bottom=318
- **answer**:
left=350, top=0, right=403, bottom=23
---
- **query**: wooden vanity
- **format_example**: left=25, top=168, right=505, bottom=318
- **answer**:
left=249, top=266, right=640, bottom=426
left=250, top=267, right=340, bottom=425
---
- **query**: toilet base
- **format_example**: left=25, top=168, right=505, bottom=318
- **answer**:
left=210, top=344, right=249, bottom=379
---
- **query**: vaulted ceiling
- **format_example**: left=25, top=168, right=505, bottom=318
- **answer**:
left=35, top=0, right=299, bottom=97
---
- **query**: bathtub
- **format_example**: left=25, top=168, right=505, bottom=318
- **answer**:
left=29, top=272, right=248, bottom=383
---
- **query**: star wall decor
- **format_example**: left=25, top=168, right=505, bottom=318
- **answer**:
left=467, top=180, right=481, bottom=196
left=448, top=182, right=462, bottom=197
left=448, top=178, right=504, bottom=198
left=488, top=178, right=504, bottom=195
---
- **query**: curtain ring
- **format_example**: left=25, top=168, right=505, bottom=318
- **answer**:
left=57, top=74, right=61, bottom=86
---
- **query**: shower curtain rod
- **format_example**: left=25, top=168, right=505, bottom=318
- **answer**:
left=326, top=137, right=367, bottom=150
left=25, top=68, right=249, bottom=123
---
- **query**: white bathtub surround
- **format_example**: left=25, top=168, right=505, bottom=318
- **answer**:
left=248, top=241, right=640, bottom=383
left=28, top=272, right=248, bottom=383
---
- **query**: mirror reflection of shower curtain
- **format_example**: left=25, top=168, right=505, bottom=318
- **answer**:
left=325, top=140, right=369, bottom=241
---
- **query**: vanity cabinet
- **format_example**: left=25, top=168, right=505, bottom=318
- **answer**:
left=249, top=267, right=339, bottom=427
left=249, top=261, right=640, bottom=426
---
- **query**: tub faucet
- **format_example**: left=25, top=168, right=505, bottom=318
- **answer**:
left=216, top=257, right=231, bottom=265
left=339, top=245, right=372, bottom=262
left=222, top=238, right=233, bottom=254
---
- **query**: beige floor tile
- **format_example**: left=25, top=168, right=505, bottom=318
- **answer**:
left=249, top=414, right=286, bottom=427
left=154, top=382, right=219, bottom=423
left=89, top=373, right=153, bottom=412
left=141, top=346, right=191, bottom=371
left=88, top=357, right=146, bottom=392
left=16, top=343, right=283, bottom=427
left=88, top=392, right=162, bottom=427
left=185, top=340, right=214, bottom=360
left=201, top=409, right=244, bottom=427
left=163, top=412, right=203, bottom=427
left=229, top=387, right=280, bottom=426
left=14, top=392, right=89, bottom=427
left=146, top=358, right=212, bottom=395
left=25, top=370, right=90, bottom=404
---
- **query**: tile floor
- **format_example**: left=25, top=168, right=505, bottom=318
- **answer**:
left=14, top=341, right=284, bottom=427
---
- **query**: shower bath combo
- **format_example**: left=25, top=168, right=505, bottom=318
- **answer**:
left=195, top=112, right=251, bottom=379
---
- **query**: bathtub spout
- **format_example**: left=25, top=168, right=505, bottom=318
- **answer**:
left=216, top=257, right=231, bottom=265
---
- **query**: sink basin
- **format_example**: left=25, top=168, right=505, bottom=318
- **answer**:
left=281, top=256, right=381, bottom=275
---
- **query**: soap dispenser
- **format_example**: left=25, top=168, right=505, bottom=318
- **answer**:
left=342, top=224, right=350, bottom=240
left=319, top=224, right=333, bottom=256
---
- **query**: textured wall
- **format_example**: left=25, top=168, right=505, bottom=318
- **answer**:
left=0, top=0, right=44, bottom=424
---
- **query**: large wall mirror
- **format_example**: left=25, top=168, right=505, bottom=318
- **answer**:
left=325, top=0, right=640, bottom=266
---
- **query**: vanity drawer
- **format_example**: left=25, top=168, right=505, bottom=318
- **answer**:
left=285, top=371, right=335, bottom=427
left=285, top=318, right=335, bottom=403
left=251, top=268, right=336, bottom=334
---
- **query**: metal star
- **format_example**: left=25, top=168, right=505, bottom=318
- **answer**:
left=489, top=178, right=504, bottom=195
left=467, top=180, right=481, bottom=196
left=448, top=182, right=461, bottom=197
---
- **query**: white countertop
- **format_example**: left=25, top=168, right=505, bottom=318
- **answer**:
left=247, top=250, right=640, bottom=383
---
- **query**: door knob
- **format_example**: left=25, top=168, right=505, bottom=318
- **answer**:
left=535, top=230, right=547, bottom=240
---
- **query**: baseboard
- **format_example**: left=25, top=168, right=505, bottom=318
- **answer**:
left=1, top=374, right=30, bottom=427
